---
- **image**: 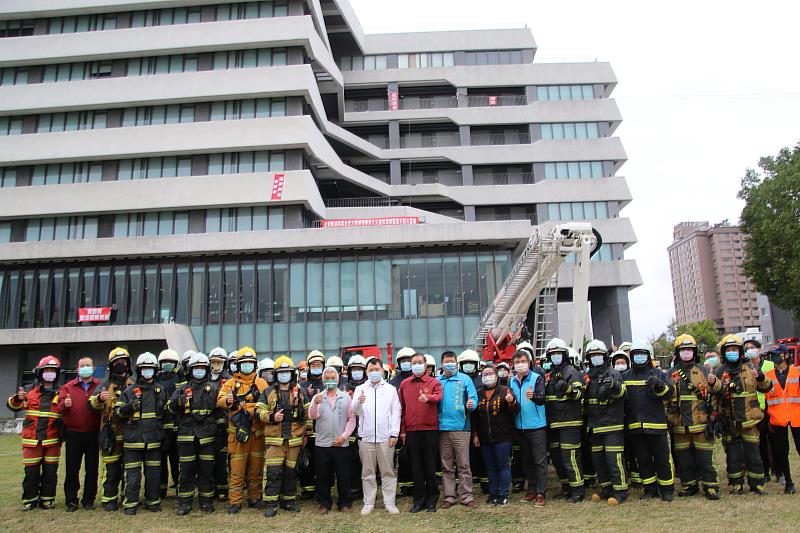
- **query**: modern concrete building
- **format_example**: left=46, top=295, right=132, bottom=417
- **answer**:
left=0, top=0, right=639, bottom=408
left=668, top=221, right=760, bottom=333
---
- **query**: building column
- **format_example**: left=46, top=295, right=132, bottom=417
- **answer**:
left=589, top=286, right=632, bottom=345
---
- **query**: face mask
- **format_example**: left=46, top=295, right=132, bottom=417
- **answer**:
left=443, top=362, right=457, bottom=375
left=78, top=366, right=94, bottom=379
left=745, top=348, right=759, bottom=360
left=111, top=363, right=128, bottom=374
left=277, top=372, right=292, bottom=384
left=310, top=367, right=323, bottom=377
left=542, top=362, right=552, bottom=371
left=633, top=353, right=649, bottom=366
left=210, top=362, right=224, bottom=374
left=324, top=379, right=338, bottom=390
left=400, top=361, right=412, bottom=372
left=42, top=371, right=57, bottom=382
left=239, top=362, right=255, bottom=375
left=299, top=371, right=308, bottom=380
left=550, top=353, right=563, bottom=366
left=140, top=368, right=155, bottom=380
left=705, top=356, right=718, bottom=367
left=482, top=375, right=497, bottom=388
left=514, top=362, right=529, bottom=375
left=590, top=355, right=605, bottom=367
left=770, top=354, right=784, bottom=365
left=350, top=369, right=364, bottom=381
left=192, top=368, right=206, bottom=380
left=368, top=371, right=382, bottom=383
left=724, top=351, right=740, bottom=363
left=462, top=363, right=476, bottom=374
left=679, top=350, right=695, bottom=362
left=229, top=363, right=238, bottom=373
left=161, top=363, right=175, bottom=373
left=411, top=363, right=426, bottom=376
left=614, top=363, right=628, bottom=372
left=497, top=370, right=508, bottom=379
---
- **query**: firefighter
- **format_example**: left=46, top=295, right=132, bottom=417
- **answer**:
left=114, top=352, right=167, bottom=515
left=298, top=360, right=309, bottom=386
left=208, top=347, right=231, bottom=501
left=258, top=357, right=276, bottom=386
left=90, top=347, right=134, bottom=511
left=217, top=347, right=268, bottom=513
left=389, top=346, right=416, bottom=497
left=227, top=351, right=239, bottom=374
left=346, top=355, right=367, bottom=499
left=156, top=349, right=183, bottom=498
left=668, top=334, right=722, bottom=500
left=298, top=350, right=325, bottom=499
left=497, top=362, right=511, bottom=386
left=180, top=350, right=194, bottom=378
left=623, top=340, right=675, bottom=501
left=543, top=338, right=586, bottom=502
left=459, top=349, right=489, bottom=494
left=327, top=355, right=348, bottom=389
left=584, top=340, right=629, bottom=505
left=715, top=334, right=772, bottom=495
left=610, top=350, right=639, bottom=485
left=169, top=353, right=222, bottom=516
left=8, top=355, right=64, bottom=511
left=257, top=356, right=310, bottom=517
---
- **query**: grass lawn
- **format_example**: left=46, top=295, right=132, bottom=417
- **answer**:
left=0, top=433, right=797, bottom=532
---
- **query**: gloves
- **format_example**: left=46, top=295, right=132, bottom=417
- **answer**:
left=645, top=375, right=660, bottom=389
left=130, top=398, right=141, bottom=411
left=597, top=379, right=612, bottom=403
left=554, top=380, right=570, bottom=396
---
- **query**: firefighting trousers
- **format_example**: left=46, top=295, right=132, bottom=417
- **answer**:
left=722, top=424, right=764, bottom=487
left=264, top=440, right=301, bottom=504
left=348, top=437, right=362, bottom=496
left=160, top=429, right=179, bottom=493
left=590, top=430, right=629, bottom=492
left=177, top=436, right=216, bottom=506
left=629, top=432, right=674, bottom=493
left=470, top=439, right=488, bottom=488
left=547, top=427, right=584, bottom=488
left=100, top=440, right=124, bottom=503
left=228, top=434, right=265, bottom=505
left=123, top=442, right=162, bottom=508
left=21, top=443, right=61, bottom=505
left=214, top=428, right=229, bottom=496
left=298, top=436, right=316, bottom=495
left=672, top=429, right=719, bottom=488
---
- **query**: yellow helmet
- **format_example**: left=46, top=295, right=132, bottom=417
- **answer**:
left=237, top=346, right=257, bottom=363
left=719, top=334, right=743, bottom=352
left=673, top=334, right=697, bottom=352
left=274, top=355, right=295, bottom=371
left=108, top=347, right=131, bottom=365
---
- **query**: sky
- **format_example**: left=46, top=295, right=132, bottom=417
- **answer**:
left=348, top=0, right=800, bottom=340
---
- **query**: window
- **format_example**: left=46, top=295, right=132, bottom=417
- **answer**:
left=540, top=123, right=603, bottom=140
left=537, top=85, right=595, bottom=101
left=547, top=202, right=612, bottom=221
left=543, top=161, right=606, bottom=180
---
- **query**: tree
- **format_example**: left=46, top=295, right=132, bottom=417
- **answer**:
left=675, top=320, right=720, bottom=354
left=738, top=143, right=800, bottom=320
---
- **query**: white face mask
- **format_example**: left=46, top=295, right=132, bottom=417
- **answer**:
left=550, top=353, right=563, bottom=366
left=590, top=355, right=605, bottom=367
left=462, top=363, right=476, bottom=374
left=679, top=349, right=695, bottom=362
left=745, top=348, right=759, bottom=360
left=514, top=362, right=529, bottom=375
left=614, top=363, right=627, bottom=372
left=42, top=371, right=57, bottom=382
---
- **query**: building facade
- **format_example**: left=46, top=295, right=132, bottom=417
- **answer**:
left=0, top=0, right=639, bottom=409
left=668, top=221, right=760, bottom=333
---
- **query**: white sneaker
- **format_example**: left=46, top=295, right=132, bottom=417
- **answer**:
left=361, top=505, right=374, bottom=515
left=385, top=504, right=399, bottom=514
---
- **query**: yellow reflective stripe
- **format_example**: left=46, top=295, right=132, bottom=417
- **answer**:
left=627, top=422, right=643, bottom=430
left=732, top=392, right=757, bottom=398
left=593, top=424, right=624, bottom=433
left=654, top=387, right=669, bottom=397
left=612, top=383, right=626, bottom=399
left=624, top=380, right=646, bottom=386
left=21, top=438, right=39, bottom=446
left=198, top=436, right=216, bottom=445
left=642, top=423, right=668, bottom=430
left=199, top=454, right=215, bottom=461
left=550, top=421, right=583, bottom=429
left=140, top=413, right=157, bottom=419
left=265, top=437, right=284, bottom=446
left=679, top=395, right=699, bottom=401
left=287, top=437, right=303, bottom=447
left=25, top=410, right=61, bottom=418
left=177, top=435, right=194, bottom=442
left=41, top=438, right=60, bottom=446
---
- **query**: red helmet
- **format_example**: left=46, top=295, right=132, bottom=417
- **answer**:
left=35, top=355, right=61, bottom=375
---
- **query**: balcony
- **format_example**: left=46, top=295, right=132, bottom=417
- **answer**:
left=399, top=132, right=461, bottom=149
left=344, top=94, right=527, bottom=113
left=469, top=132, right=531, bottom=146
left=466, top=94, right=528, bottom=107
left=473, top=172, right=534, bottom=185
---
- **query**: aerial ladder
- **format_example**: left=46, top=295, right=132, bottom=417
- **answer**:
left=473, top=222, right=600, bottom=363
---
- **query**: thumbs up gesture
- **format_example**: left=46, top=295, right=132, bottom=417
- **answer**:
left=17, top=387, right=26, bottom=401
left=314, top=391, right=324, bottom=405
left=226, top=392, right=234, bottom=406
left=64, top=394, right=72, bottom=408
left=505, top=388, right=514, bottom=403
left=359, top=389, right=367, bottom=404
left=466, top=398, right=474, bottom=410
left=274, top=409, right=285, bottom=422
left=99, top=389, right=110, bottom=401
left=418, top=392, right=428, bottom=403
left=707, top=371, right=716, bottom=385
left=525, top=386, right=534, bottom=401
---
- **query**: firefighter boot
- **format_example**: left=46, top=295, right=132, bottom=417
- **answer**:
left=729, top=484, right=744, bottom=496
left=608, top=490, right=628, bottom=506
left=678, top=485, right=699, bottom=498
left=704, top=486, right=720, bottom=500
left=639, top=484, right=659, bottom=501
left=568, top=487, right=585, bottom=503
left=176, top=503, right=191, bottom=516
left=264, top=504, right=278, bottom=518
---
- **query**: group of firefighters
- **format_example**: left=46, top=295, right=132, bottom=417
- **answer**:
left=7, top=331, right=800, bottom=516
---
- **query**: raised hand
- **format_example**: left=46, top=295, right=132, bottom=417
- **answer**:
left=17, top=387, right=26, bottom=401
left=314, top=392, right=324, bottom=405
left=99, top=389, right=110, bottom=401
left=64, top=394, right=72, bottom=408
left=707, top=372, right=716, bottom=385
left=274, top=409, right=284, bottom=422
left=505, top=388, right=515, bottom=403
left=359, top=389, right=367, bottom=404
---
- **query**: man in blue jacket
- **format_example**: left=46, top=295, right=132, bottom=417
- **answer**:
left=437, top=350, right=479, bottom=509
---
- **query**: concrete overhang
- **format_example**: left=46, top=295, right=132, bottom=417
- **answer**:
left=0, top=324, right=197, bottom=353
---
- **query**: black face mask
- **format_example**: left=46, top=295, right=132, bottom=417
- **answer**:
left=111, top=363, right=128, bottom=375
left=770, top=354, right=785, bottom=366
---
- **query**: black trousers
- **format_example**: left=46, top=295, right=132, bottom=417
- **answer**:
left=590, top=430, right=628, bottom=493
left=757, top=417, right=772, bottom=475
left=396, top=442, right=413, bottom=493
left=160, top=429, right=179, bottom=492
left=123, top=443, right=162, bottom=508
left=548, top=426, right=584, bottom=488
left=64, top=429, right=99, bottom=506
left=517, top=428, right=548, bottom=495
left=407, top=430, right=440, bottom=508
left=629, top=432, right=674, bottom=494
left=214, top=427, right=229, bottom=496
left=177, top=438, right=215, bottom=507
left=299, top=436, right=317, bottom=495
left=348, top=438, right=363, bottom=497
left=314, top=445, right=353, bottom=510
left=769, top=425, right=800, bottom=484
left=722, top=425, right=764, bottom=487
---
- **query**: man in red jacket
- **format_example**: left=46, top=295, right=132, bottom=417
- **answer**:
left=399, top=353, right=443, bottom=513
left=59, top=357, right=101, bottom=512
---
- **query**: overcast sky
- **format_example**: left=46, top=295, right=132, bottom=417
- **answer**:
left=349, top=0, right=800, bottom=340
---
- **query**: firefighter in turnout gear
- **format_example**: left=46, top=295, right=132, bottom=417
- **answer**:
left=622, top=340, right=675, bottom=501
left=208, top=347, right=231, bottom=501
left=156, top=349, right=183, bottom=498
left=256, top=356, right=310, bottom=517
left=217, top=347, right=268, bottom=513
left=544, top=338, right=586, bottom=502
left=258, top=357, right=276, bottom=387
left=169, top=353, right=222, bottom=516
left=8, top=355, right=64, bottom=511
left=90, top=347, right=134, bottom=511
left=584, top=340, right=629, bottom=505
left=114, top=352, right=167, bottom=515
left=668, top=334, right=722, bottom=500
left=715, top=334, right=773, bottom=495
left=300, top=350, right=326, bottom=498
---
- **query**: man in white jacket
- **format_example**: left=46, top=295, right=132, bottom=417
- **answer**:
left=352, top=358, right=402, bottom=515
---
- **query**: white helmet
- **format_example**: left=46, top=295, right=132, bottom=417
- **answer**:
left=188, top=352, right=210, bottom=368
left=257, top=357, right=275, bottom=372
left=181, top=350, right=195, bottom=364
left=585, top=339, right=608, bottom=355
left=136, top=352, right=158, bottom=368
left=229, top=350, right=239, bottom=360
left=618, top=341, right=633, bottom=353
left=158, top=349, right=180, bottom=364
left=396, top=347, right=416, bottom=360
left=326, top=355, right=344, bottom=368
left=630, top=339, right=653, bottom=355
left=348, top=355, right=366, bottom=368
left=567, top=347, right=582, bottom=366
left=208, top=347, right=228, bottom=361
left=517, top=341, right=536, bottom=360
left=457, top=349, right=481, bottom=364
left=307, top=350, right=325, bottom=366
left=545, top=338, right=569, bottom=354
left=424, top=354, right=436, bottom=368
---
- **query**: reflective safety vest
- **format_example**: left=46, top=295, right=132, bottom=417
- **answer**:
left=765, top=366, right=800, bottom=428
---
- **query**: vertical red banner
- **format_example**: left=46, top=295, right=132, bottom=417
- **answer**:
left=488, top=96, right=498, bottom=106
left=388, top=88, right=399, bottom=111
left=271, top=173, right=285, bottom=200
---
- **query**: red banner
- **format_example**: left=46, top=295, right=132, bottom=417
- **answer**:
left=321, top=217, right=420, bottom=228
left=271, top=173, right=285, bottom=200
left=388, top=89, right=399, bottom=111
left=488, top=96, right=498, bottom=106
left=78, top=307, right=112, bottom=322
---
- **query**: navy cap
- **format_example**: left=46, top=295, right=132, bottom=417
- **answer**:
left=769, top=344, right=788, bottom=355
